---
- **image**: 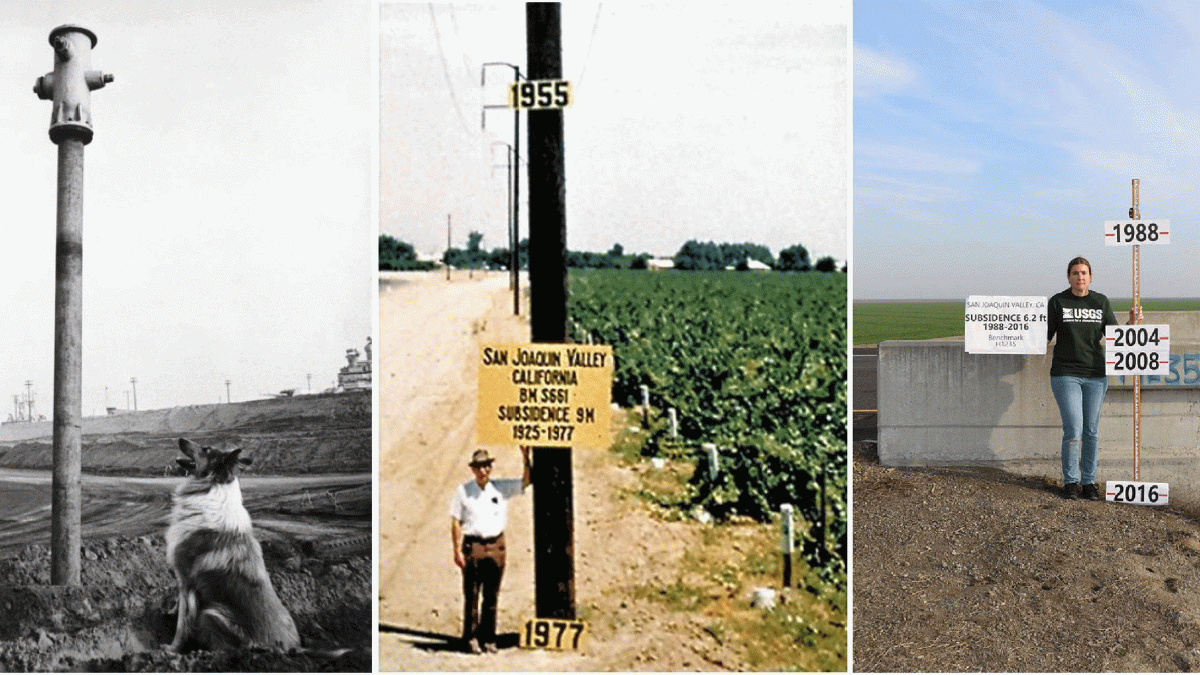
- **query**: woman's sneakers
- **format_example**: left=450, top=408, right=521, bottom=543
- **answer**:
left=1081, top=483, right=1101, bottom=501
left=1062, top=483, right=1081, bottom=499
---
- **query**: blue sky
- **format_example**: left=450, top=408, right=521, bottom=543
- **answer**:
left=855, top=0, right=1200, bottom=299
left=382, top=3, right=848, bottom=265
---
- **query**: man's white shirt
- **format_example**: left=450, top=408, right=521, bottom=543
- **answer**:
left=450, top=478, right=524, bottom=538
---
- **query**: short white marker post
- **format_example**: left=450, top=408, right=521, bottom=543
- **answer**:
left=780, top=503, right=794, bottom=587
left=703, top=443, right=719, bottom=480
left=640, top=384, right=650, bottom=427
left=668, top=408, right=678, bottom=439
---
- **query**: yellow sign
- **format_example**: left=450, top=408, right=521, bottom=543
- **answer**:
left=477, top=343, right=613, bottom=447
left=520, top=618, right=588, bottom=651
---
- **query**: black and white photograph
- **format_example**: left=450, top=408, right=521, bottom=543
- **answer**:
left=0, top=1, right=373, bottom=670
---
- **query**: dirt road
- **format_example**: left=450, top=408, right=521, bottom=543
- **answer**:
left=378, top=272, right=769, bottom=671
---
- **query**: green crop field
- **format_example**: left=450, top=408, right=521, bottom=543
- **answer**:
left=568, top=269, right=847, bottom=574
left=854, top=298, right=1200, bottom=346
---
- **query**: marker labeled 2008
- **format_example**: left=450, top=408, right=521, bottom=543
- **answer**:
left=1104, top=220, right=1170, bottom=246
left=1105, top=324, right=1170, bottom=376
left=1106, top=480, right=1169, bottom=506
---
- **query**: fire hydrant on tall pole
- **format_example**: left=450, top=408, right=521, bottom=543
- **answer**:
left=33, top=24, right=113, bottom=586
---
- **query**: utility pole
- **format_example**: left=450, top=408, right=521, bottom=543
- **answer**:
left=526, top=2, right=573, bottom=620
left=483, top=62, right=524, bottom=315
left=225, top=379, right=232, bottom=404
left=34, top=24, right=112, bottom=586
left=446, top=214, right=451, bottom=281
left=130, top=377, right=137, bottom=411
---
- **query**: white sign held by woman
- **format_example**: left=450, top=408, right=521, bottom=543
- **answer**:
left=964, top=296, right=1048, bottom=354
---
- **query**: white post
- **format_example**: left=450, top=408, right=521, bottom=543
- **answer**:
left=703, top=443, right=719, bottom=480
left=668, top=408, right=678, bottom=439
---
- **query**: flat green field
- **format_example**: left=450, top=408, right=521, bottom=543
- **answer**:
left=854, top=298, right=1200, bottom=346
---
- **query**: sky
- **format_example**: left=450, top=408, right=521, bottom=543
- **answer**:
left=0, top=1, right=373, bottom=417
left=381, top=3, right=848, bottom=264
left=856, top=0, right=1200, bottom=300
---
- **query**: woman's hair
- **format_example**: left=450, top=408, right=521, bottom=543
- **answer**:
left=1067, top=256, right=1092, bottom=275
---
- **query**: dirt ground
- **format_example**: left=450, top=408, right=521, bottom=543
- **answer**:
left=853, top=441, right=1200, bottom=672
left=378, top=272, right=832, bottom=671
left=0, top=406, right=371, bottom=670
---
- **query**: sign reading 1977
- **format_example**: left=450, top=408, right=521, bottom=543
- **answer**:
left=477, top=343, right=612, bottom=447
left=1105, top=220, right=1170, bottom=245
left=507, top=79, right=572, bottom=110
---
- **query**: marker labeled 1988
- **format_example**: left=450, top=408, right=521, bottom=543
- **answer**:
left=1104, top=220, right=1170, bottom=246
left=1106, top=480, right=1169, bottom=505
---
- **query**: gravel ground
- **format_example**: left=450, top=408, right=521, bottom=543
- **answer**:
left=853, top=443, right=1200, bottom=672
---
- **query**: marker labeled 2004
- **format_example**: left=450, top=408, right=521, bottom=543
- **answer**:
left=1106, top=480, right=1169, bottom=506
left=1104, top=220, right=1170, bottom=245
left=1105, top=324, right=1170, bottom=376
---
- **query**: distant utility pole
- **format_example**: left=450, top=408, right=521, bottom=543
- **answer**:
left=34, top=24, right=113, bottom=586
left=225, top=379, right=232, bottom=404
left=526, top=2, right=573, bottom=620
left=446, top=214, right=451, bottom=281
left=130, top=377, right=137, bottom=411
left=483, top=61, right=524, bottom=315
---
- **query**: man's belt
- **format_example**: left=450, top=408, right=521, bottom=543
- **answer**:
left=464, top=533, right=503, bottom=545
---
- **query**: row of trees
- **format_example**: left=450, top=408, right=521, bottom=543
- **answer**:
left=380, top=233, right=844, bottom=273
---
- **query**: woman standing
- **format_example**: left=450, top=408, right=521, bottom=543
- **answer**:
left=1047, top=256, right=1135, bottom=500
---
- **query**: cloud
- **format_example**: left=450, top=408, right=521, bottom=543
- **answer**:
left=856, top=142, right=981, bottom=174
left=854, top=44, right=917, bottom=98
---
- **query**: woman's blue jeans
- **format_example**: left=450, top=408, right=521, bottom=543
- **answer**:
left=1050, top=375, right=1108, bottom=485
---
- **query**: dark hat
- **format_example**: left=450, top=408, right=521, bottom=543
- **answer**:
left=469, top=449, right=495, bottom=467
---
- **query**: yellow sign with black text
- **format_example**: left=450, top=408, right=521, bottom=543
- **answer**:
left=477, top=343, right=613, bottom=448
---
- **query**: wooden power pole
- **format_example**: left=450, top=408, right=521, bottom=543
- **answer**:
left=526, top=2, right=574, bottom=620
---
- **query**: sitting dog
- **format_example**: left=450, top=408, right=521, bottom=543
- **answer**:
left=166, top=438, right=300, bottom=652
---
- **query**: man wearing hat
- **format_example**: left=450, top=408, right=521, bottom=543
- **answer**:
left=449, top=445, right=532, bottom=654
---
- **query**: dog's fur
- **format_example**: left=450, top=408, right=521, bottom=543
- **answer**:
left=166, top=438, right=300, bottom=652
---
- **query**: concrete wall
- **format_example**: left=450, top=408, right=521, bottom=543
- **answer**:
left=878, top=311, right=1200, bottom=491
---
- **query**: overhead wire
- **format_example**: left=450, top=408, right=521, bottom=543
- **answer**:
left=575, top=3, right=604, bottom=91
left=428, top=3, right=474, bottom=136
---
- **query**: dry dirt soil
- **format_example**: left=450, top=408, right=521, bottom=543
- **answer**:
left=853, top=441, right=1200, bottom=673
left=378, top=271, right=838, bottom=671
left=0, top=402, right=372, bottom=670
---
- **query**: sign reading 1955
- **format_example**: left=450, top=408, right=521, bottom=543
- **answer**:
left=508, top=79, right=573, bottom=110
left=1104, top=220, right=1170, bottom=245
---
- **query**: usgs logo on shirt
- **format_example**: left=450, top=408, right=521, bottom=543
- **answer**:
left=1063, top=307, right=1104, bottom=321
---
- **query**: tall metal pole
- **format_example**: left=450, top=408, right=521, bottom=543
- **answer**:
left=483, top=62, right=524, bottom=316
left=33, top=24, right=113, bottom=586
left=513, top=75, right=521, bottom=317
left=527, top=2, right=573, bottom=620
left=1132, top=179, right=1141, bottom=482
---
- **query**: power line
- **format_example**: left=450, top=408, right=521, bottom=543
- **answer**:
left=428, top=3, right=473, bottom=136
left=448, top=5, right=473, bottom=79
left=576, top=3, right=604, bottom=90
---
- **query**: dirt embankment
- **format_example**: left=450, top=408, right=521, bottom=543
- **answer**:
left=853, top=443, right=1200, bottom=672
left=0, top=390, right=370, bottom=475
left=0, top=534, right=370, bottom=672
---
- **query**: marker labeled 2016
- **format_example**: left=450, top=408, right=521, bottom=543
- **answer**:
left=508, top=79, right=572, bottom=110
left=521, top=618, right=587, bottom=651
left=1106, top=480, right=1169, bottom=506
left=1104, top=220, right=1170, bottom=245
left=1106, top=324, right=1170, bottom=376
